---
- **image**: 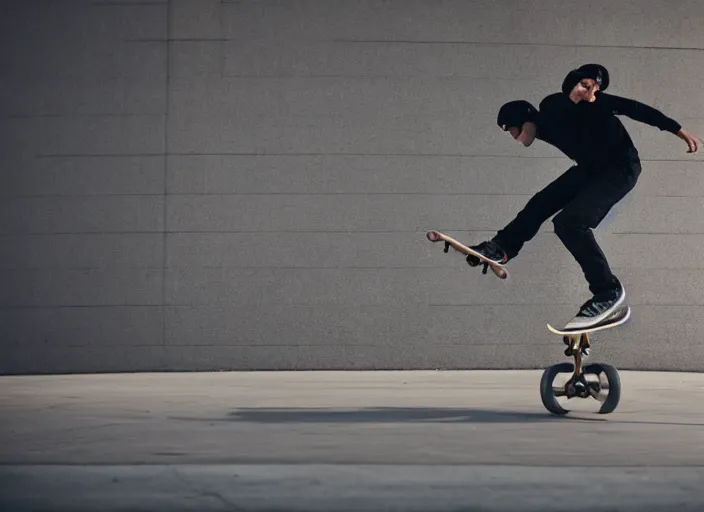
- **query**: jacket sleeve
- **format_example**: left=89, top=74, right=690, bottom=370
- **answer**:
left=596, top=92, right=682, bottom=133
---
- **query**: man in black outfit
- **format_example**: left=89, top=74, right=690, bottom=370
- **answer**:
left=468, top=64, right=700, bottom=330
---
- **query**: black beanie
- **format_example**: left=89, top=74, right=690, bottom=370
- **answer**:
left=497, top=100, right=538, bottom=130
left=561, top=64, right=610, bottom=95
left=578, top=63, right=609, bottom=91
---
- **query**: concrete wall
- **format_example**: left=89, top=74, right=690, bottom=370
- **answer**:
left=2, top=0, right=703, bottom=374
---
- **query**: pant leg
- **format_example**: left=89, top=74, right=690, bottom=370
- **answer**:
left=492, top=164, right=591, bottom=259
left=552, top=159, right=641, bottom=295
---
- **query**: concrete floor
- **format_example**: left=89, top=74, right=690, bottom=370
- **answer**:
left=3, top=369, right=704, bottom=511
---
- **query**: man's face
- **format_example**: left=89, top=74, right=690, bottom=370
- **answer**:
left=569, top=78, right=599, bottom=103
left=507, top=121, right=536, bottom=147
left=507, top=126, right=521, bottom=139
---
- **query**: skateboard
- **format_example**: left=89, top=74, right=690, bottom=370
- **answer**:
left=540, top=305, right=631, bottom=416
left=425, top=230, right=509, bottom=279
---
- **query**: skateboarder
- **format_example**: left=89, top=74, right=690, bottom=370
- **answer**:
left=467, top=64, right=700, bottom=330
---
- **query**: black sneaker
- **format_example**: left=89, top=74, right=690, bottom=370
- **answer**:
left=563, top=283, right=626, bottom=330
left=466, top=240, right=508, bottom=267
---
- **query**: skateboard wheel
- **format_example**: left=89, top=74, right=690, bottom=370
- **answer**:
left=539, top=362, right=574, bottom=415
left=582, top=363, right=621, bottom=414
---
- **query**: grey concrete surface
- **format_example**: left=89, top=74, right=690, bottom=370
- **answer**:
left=4, top=465, right=704, bottom=512
left=3, top=370, right=704, bottom=511
left=2, top=1, right=704, bottom=374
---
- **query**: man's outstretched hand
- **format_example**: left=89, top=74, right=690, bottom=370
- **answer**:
left=676, top=128, right=701, bottom=153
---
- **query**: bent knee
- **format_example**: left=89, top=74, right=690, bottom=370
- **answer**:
left=552, top=212, right=587, bottom=235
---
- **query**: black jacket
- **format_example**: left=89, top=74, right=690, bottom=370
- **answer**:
left=535, top=91, right=681, bottom=166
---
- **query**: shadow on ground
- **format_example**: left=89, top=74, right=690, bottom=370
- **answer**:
left=166, top=406, right=704, bottom=427
left=224, top=407, right=604, bottom=423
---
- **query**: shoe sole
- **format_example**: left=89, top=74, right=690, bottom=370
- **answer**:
left=563, top=287, right=626, bottom=330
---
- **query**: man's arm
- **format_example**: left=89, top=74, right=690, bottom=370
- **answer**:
left=596, top=92, right=680, bottom=132
left=596, top=92, right=700, bottom=153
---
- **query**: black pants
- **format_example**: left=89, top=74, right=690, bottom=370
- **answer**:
left=492, top=149, right=642, bottom=296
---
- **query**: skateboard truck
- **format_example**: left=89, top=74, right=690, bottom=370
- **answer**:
left=474, top=259, right=490, bottom=275
left=440, top=240, right=490, bottom=274
left=559, top=332, right=599, bottom=400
